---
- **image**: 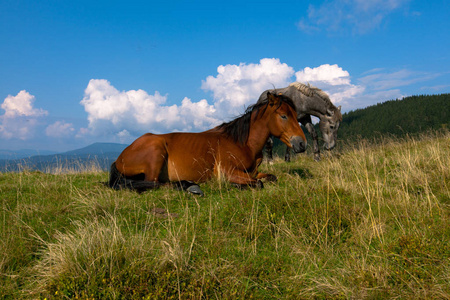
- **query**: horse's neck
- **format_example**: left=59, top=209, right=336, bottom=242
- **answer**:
left=300, top=95, right=330, bottom=119
left=246, top=114, right=271, bottom=157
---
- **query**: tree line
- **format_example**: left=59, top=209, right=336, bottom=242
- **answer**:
left=338, top=94, right=449, bottom=141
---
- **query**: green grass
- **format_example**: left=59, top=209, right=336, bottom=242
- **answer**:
left=1, top=130, right=449, bottom=299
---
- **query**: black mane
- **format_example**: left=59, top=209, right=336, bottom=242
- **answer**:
left=216, top=94, right=295, bottom=145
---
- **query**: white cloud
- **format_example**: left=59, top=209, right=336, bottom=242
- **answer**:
left=295, top=64, right=365, bottom=106
left=78, top=61, right=386, bottom=141
left=293, top=64, right=441, bottom=110
left=295, top=64, right=351, bottom=86
left=117, top=129, right=132, bottom=143
left=201, top=58, right=295, bottom=117
left=1, top=90, right=47, bottom=118
left=179, top=97, right=218, bottom=130
left=359, top=69, right=439, bottom=90
left=79, top=59, right=297, bottom=141
left=0, top=90, right=48, bottom=140
left=2, top=60, right=440, bottom=150
left=80, top=79, right=217, bottom=139
left=46, top=121, right=75, bottom=138
left=298, top=0, right=410, bottom=34
left=348, top=68, right=442, bottom=108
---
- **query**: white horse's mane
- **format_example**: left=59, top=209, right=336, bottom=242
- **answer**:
left=289, top=82, right=331, bottom=103
left=289, top=82, right=341, bottom=120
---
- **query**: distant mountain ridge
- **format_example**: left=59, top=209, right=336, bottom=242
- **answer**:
left=0, top=149, right=58, bottom=160
left=61, top=142, right=129, bottom=156
left=0, top=142, right=128, bottom=172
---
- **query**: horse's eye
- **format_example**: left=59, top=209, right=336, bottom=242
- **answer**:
left=281, top=115, right=288, bottom=120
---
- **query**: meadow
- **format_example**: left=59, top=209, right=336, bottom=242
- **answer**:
left=1, top=130, right=449, bottom=299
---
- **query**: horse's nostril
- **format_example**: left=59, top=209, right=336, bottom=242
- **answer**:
left=291, top=136, right=307, bottom=153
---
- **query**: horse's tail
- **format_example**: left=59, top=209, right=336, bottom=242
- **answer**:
left=109, top=162, right=159, bottom=192
left=109, top=161, right=122, bottom=189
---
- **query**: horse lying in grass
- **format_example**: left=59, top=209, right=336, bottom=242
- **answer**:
left=109, top=92, right=307, bottom=195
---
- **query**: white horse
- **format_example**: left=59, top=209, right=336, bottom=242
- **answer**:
left=258, top=82, right=342, bottom=161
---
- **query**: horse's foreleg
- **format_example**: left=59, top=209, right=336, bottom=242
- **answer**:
left=265, top=137, right=274, bottom=163
left=256, top=173, right=277, bottom=182
left=305, top=122, right=320, bottom=161
left=226, top=169, right=264, bottom=189
left=301, top=117, right=320, bottom=161
left=284, top=147, right=291, bottom=162
left=252, top=157, right=277, bottom=182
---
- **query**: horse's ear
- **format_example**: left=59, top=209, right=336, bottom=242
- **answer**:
left=267, top=92, right=279, bottom=107
left=338, top=105, right=341, bottom=112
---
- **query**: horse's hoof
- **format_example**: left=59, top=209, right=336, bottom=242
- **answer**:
left=265, top=174, right=277, bottom=182
left=314, top=154, right=321, bottom=162
left=187, top=184, right=204, bottom=196
left=256, top=180, right=264, bottom=189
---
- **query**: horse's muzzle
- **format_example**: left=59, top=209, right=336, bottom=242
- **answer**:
left=324, top=141, right=336, bottom=151
left=291, top=136, right=307, bottom=153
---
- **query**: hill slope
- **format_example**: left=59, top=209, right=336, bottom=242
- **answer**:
left=61, top=142, right=128, bottom=156
left=339, top=93, right=449, bottom=140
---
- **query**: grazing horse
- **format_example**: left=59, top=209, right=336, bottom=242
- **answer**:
left=258, top=82, right=342, bottom=161
left=109, top=92, right=307, bottom=195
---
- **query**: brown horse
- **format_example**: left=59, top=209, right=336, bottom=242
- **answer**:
left=109, top=92, right=307, bottom=195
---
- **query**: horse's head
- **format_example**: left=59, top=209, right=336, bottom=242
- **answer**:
left=319, top=106, right=342, bottom=150
left=265, top=92, right=307, bottom=153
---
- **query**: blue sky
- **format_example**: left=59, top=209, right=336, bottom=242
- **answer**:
left=1, top=0, right=449, bottom=152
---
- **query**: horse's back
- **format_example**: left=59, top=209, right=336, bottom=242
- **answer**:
left=164, top=132, right=227, bottom=182
left=160, top=132, right=251, bottom=182
left=116, top=131, right=230, bottom=182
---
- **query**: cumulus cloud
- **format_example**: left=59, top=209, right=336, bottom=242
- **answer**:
left=298, top=0, right=410, bottom=34
left=201, top=58, right=295, bottom=118
left=80, top=59, right=298, bottom=141
left=46, top=121, right=75, bottom=138
left=79, top=61, right=371, bottom=143
left=0, top=90, right=48, bottom=140
left=80, top=79, right=217, bottom=139
left=1, top=90, right=47, bottom=118
left=1, top=60, right=440, bottom=150
left=295, top=64, right=365, bottom=105
left=296, top=64, right=351, bottom=86
left=178, top=97, right=218, bottom=129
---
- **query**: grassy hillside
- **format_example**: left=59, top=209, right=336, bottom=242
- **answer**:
left=1, top=130, right=449, bottom=299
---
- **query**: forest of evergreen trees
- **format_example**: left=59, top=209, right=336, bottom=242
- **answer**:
left=338, top=93, right=449, bottom=141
